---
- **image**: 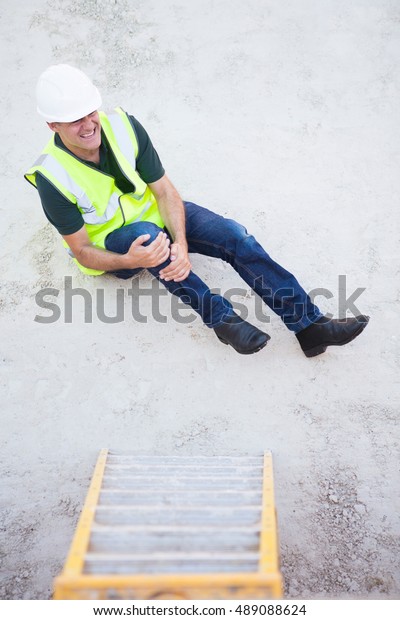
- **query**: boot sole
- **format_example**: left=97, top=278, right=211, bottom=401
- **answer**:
left=217, top=334, right=271, bottom=355
left=302, top=319, right=369, bottom=358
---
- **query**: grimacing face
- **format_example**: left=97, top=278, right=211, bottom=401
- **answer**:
left=48, top=111, right=101, bottom=158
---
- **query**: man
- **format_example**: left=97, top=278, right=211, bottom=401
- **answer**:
left=26, top=64, right=369, bottom=356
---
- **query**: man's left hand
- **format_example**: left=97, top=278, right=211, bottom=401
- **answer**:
left=159, top=241, right=191, bottom=282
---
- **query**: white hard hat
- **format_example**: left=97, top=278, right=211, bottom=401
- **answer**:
left=36, top=64, right=102, bottom=122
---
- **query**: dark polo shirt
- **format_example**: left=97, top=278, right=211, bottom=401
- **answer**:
left=35, top=115, right=165, bottom=235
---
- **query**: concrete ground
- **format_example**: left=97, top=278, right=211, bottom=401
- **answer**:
left=1, top=0, right=399, bottom=600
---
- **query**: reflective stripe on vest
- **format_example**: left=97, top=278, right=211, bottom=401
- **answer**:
left=107, top=112, right=137, bottom=171
left=32, top=153, right=122, bottom=225
left=99, top=109, right=147, bottom=201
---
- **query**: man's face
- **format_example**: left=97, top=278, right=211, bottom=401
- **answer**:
left=48, top=111, right=101, bottom=157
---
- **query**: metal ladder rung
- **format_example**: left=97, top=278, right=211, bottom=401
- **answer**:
left=105, top=465, right=264, bottom=475
left=94, top=506, right=262, bottom=526
left=106, top=455, right=263, bottom=465
left=99, top=490, right=263, bottom=505
left=101, top=476, right=262, bottom=490
left=84, top=560, right=260, bottom=575
left=89, top=533, right=260, bottom=554
left=92, top=525, right=262, bottom=533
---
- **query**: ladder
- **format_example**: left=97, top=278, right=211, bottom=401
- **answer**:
left=53, top=451, right=283, bottom=599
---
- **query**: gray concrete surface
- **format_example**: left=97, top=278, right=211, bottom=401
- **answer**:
left=1, top=0, right=399, bottom=600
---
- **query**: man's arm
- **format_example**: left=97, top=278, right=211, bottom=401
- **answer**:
left=63, top=225, right=170, bottom=272
left=37, top=172, right=169, bottom=271
left=149, top=175, right=191, bottom=282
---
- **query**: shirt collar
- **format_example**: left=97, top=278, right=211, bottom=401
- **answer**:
left=54, top=130, right=108, bottom=168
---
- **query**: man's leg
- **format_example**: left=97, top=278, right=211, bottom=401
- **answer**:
left=183, top=201, right=369, bottom=355
left=183, top=201, right=323, bottom=333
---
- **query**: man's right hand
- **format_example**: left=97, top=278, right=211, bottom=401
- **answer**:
left=125, top=231, right=171, bottom=269
left=63, top=226, right=171, bottom=272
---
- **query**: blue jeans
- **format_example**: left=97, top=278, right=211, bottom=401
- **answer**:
left=105, top=201, right=323, bottom=333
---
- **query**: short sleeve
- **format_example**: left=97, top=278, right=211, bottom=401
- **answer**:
left=36, top=173, right=84, bottom=235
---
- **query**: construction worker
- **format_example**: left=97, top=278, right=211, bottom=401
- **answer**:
left=26, top=64, right=369, bottom=356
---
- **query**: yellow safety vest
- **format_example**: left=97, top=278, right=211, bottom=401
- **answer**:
left=25, top=107, right=164, bottom=275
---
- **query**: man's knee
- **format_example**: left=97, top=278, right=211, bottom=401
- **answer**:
left=130, top=221, right=164, bottom=245
left=225, top=219, right=250, bottom=246
left=105, top=221, right=165, bottom=254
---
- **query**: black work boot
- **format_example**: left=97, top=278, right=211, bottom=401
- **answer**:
left=296, top=315, right=369, bottom=358
left=214, top=314, right=270, bottom=354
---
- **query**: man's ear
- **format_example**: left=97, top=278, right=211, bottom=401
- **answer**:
left=47, top=122, right=58, bottom=133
